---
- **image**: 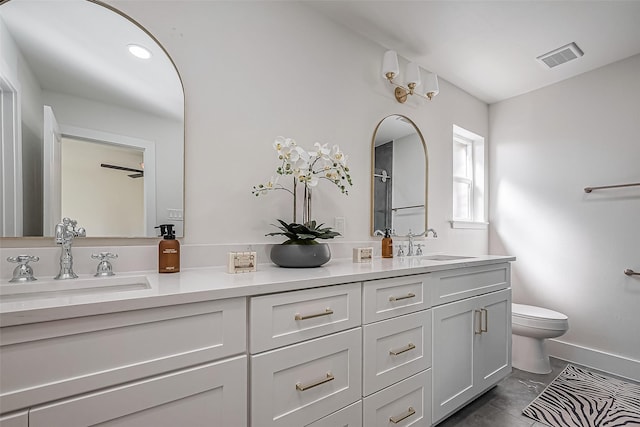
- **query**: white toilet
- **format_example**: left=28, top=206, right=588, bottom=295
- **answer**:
left=511, top=303, right=569, bottom=374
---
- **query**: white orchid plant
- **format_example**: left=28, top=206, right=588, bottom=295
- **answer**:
left=252, top=136, right=352, bottom=244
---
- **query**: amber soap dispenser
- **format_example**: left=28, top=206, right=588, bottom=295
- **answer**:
left=382, top=228, right=393, bottom=258
left=156, top=224, right=180, bottom=273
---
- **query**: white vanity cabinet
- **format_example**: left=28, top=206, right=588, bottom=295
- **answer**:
left=431, top=264, right=512, bottom=424
left=0, top=257, right=515, bottom=427
left=0, top=297, right=248, bottom=427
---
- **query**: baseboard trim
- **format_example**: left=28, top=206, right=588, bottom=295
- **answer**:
left=548, top=339, right=640, bottom=382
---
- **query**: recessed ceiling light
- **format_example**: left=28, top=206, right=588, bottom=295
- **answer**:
left=128, top=44, right=152, bottom=59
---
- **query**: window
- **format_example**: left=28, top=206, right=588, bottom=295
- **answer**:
left=452, top=125, right=486, bottom=228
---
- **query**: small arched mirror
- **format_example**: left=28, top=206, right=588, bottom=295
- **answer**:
left=371, top=115, right=428, bottom=236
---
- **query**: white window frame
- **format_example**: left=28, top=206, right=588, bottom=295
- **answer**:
left=451, top=125, right=487, bottom=229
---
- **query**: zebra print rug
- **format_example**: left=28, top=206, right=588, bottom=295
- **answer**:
left=522, top=364, right=640, bottom=427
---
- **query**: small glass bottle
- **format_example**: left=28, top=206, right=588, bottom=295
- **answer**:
left=382, top=228, right=393, bottom=258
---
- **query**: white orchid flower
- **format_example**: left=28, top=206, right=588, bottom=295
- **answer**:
left=312, top=142, right=331, bottom=158
left=329, top=145, right=346, bottom=164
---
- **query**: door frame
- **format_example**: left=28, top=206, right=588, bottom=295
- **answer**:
left=59, top=124, right=157, bottom=237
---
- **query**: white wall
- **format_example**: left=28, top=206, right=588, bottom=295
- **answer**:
left=489, top=54, right=640, bottom=379
left=105, top=0, right=489, bottom=254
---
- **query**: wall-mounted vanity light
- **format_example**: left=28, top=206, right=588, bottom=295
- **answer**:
left=382, top=50, right=439, bottom=103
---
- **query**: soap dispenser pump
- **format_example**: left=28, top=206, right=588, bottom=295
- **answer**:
left=156, top=224, right=180, bottom=273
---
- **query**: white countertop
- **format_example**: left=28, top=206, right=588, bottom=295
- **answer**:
left=0, top=255, right=514, bottom=326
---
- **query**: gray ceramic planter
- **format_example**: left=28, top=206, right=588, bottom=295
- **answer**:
left=270, top=243, right=331, bottom=268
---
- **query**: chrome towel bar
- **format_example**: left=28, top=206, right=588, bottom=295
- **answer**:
left=624, top=269, right=639, bottom=276
left=584, top=182, right=640, bottom=193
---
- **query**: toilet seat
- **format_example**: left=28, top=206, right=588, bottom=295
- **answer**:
left=512, top=303, right=568, bottom=331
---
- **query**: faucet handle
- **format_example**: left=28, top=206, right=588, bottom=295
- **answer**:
left=91, top=252, right=118, bottom=277
left=7, top=255, right=40, bottom=283
left=415, top=244, right=423, bottom=256
left=396, top=244, right=405, bottom=257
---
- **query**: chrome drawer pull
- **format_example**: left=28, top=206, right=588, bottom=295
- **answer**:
left=294, top=308, right=334, bottom=321
left=481, top=308, right=488, bottom=332
left=296, top=372, right=335, bottom=391
left=390, top=406, right=416, bottom=424
left=389, top=342, right=416, bottom=356
left=389, top=292, right=416, bottom=302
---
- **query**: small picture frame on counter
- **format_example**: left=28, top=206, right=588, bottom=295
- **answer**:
left=227, top=251, right=257, bottom=273
left=352, top=247, right=373, bottom=263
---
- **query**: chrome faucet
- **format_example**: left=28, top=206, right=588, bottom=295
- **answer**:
left=405, top=229, right=418, bottom=257
left=405, top=228, right=438, bottom=256
left=54, top=217, right=86, bottom=280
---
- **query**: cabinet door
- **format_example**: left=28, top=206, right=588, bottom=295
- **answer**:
left=0, top=411, right=28, bottom=427
left=475, top=289, right=511, bottom=391
left=431, top=296, right=478, bottom=424
left=29, top=356, right=247, bottom=427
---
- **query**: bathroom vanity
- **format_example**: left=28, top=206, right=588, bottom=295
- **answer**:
left=0, top=255, right=513, bottom=427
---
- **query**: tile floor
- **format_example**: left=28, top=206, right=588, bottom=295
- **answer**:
left=436, top=357, right=570, bottom=427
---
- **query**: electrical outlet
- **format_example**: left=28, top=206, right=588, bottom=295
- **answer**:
left=334, top=216, right=345, bottom=236
left=167, top=208, right=183, bottom=221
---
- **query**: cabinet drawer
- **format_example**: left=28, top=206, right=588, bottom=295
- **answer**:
left=431, top=263, right=510, bottom=306
left=29, top=355, right=247, bottom=427
left=363, top=369, right=431, bottom=427
left=306, top=401, right=362, bottom=427
left=250, top=283, right=361, bottom=353
left=0, top=298, right=246, bottom=413
left=363, top=274, right=430, bottom=324
left=251, top=328, right=362, bottom=427
left=363, top=310, right=431, bottom=396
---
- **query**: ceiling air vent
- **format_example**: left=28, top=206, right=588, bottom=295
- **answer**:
left=537, top=42, right=584, bottom=68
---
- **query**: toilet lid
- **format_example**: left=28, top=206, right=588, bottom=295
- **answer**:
left=512, top=303, right=568, bottom=320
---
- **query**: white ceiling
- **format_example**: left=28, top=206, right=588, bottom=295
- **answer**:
left=307, top=1, right=640, bottom=104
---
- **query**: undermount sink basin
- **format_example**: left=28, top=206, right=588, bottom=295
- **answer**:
left=420, top=254, right=476, bottom=261
left=0, top=275, right=150, bottom=301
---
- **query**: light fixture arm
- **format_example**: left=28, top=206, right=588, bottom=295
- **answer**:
left=385, top=74, right=433, bottom=103
left=381, top=50, right=439, bottom=103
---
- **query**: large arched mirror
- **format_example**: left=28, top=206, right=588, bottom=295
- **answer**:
left=371, top=115, right=428, bottom=236
left=0, top=0, right=184, bottom=238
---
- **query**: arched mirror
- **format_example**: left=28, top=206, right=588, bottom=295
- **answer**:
left=371, top=115, right=428, bottom=236
left=0, top=0, right=184, bottom=238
